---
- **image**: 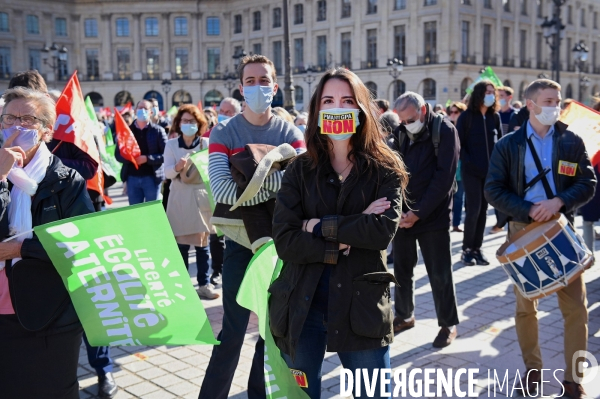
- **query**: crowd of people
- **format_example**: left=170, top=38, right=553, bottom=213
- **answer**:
left=0, top=54, right=597, bottom=399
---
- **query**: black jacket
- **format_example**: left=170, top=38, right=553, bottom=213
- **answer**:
left=115, top=121, right=167, bottom=184
left=457, top=109, right=502, bottom=179
left=388, top=108, right=459, bottom=234
left=508, top=108, right=530, bottom=132
left=5, top=155, right=95, bottom=334
left=270, top=156, right=401, bottom=359
left=47, top=139, right=98, bottom=180
left=484, top=121, right=595, bottom=223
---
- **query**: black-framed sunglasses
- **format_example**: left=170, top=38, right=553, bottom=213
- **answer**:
left=0, top=114, right=43, bottom=127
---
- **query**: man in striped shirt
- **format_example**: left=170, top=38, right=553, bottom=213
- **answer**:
left=199, top=54, right=305, bottom=399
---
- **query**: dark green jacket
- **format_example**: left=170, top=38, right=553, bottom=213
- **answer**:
left=270, top=155, right=401, bottom=359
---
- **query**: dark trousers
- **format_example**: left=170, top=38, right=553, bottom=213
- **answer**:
left=209, top=233, right=224, bottom=276
left=494, top=209, right=509, bottom=228
left=452, top=180, right=465, bottom=227
left=393, top=228, right=459, bottom=327
left=0, top=315, right=82, bottom=399
left=178, top=244, right=210, bottom=287
left=83, top=333, right=113, bottom=377
left=462, top=172, right=488, bottom=250
left=198, top=239, right=266, bottom=399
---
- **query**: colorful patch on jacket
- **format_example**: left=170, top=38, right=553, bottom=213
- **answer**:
left=558, top=160, right=577, bottom=176
left=290, top=368, right=308, bottom=388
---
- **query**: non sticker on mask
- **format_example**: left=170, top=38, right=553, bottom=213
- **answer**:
left=318, top=109, right=359, bottom=135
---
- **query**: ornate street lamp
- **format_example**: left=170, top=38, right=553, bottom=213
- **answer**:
left=540, top=0, right=567, bottom=83
left=572, top=41, right=589, bottom=102
left=41, top=43, right=68, bottom=81
left=387, top=58, right=403, bottom=80
left=303, top=65, right=316, bottom=97
left=161, top=79, right=172, bottom=110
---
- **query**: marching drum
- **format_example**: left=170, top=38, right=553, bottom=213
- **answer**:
left=496, top=214, right=593, bottom=300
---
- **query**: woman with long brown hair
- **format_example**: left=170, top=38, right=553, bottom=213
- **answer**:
left=270, top=68, right=408, bottom=398
left=163, top=104, right=219, bottom=300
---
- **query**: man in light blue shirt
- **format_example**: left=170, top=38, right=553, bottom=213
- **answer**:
left=523, top=121, right=557, bottom=203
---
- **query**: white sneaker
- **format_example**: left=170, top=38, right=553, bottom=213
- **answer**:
left=197, top=284, right=220, bottom=300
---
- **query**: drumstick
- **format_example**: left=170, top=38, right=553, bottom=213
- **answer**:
left=524, top=167, right=551, bottom=193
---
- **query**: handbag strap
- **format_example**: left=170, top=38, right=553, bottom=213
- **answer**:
left=526, top=135, right=554, bottom=199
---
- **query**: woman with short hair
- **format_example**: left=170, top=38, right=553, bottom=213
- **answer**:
left=0, top=86, right=95, bottom=398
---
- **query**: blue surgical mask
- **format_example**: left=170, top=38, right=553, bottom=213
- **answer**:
left=136, top=109, right=149, bottom=122
left=484, top=94, right=496, bottom=107
left=243, top=85, right=274, bottom=114
left=152, top=106, right=160, bottom=118
left=499, top=99, right=507, bottom=108
left=217, top=114, right=230, bottom=123
left=180, top=123, right=198, bottom=137
left=2, top=125, right=40, bottom=152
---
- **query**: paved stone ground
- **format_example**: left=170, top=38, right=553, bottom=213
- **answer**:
left=76, top=183, right=600, bottom=398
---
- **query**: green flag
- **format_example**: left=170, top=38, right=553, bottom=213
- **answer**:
left=190, top=149, right=215, bottom=211
left=167, top=105, right=178, bottom=117
left=105, top=125, right=115, bottom=146
left=466, top=66, right=503, bottom=95
left=34, top=201, right=219, bottom=346
left=103, top=144, right=122, bottom=182
left=84, top=96, right=97, bottom=123
left=237, top=241, right=310, bottom=399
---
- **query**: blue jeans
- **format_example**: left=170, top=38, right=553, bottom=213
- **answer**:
left=178, top=244, right=210, bottom=286
left=126, top=175, right=161, bottom=205
left=82, top=333, right=112, bottom=377
left=452, top=180, right=464, bottom=227
left=282, top=308, right=390, bottom=399
left=198, top=239, right=265, bottom=399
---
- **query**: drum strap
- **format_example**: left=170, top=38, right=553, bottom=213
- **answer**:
left=526, top=136, right=555, bottom=199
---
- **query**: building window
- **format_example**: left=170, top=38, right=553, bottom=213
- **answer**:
left=502, top=26, right=509, bottom=61
left=207, top=17, right=220, bottom=35
left=233, top=45, right=243, bottom=67
left=117, top=49, right=131, bottom=79
left=394, top=80, right=406, bottom=99
left=146, top=48, right=160, bottom=79
left=317, top=35, right=327, bottom=69
left=566, top=37, right=572, bottom=68
left=26, top=15, right=39, bottom=34
left=55, top=18, right=67, bottom=37
left=273, top=8, right=282, bottom=28
left=592, top=42, right=597, bottom=69
left=367, top=29, right=377, bottom=65
left=521, top=0, right=527, bottom=15
left=295, top=86, right=304, bottom=104
left=365, top=82, right=377, bottom=98
left=58, top=54, right=68, bottom=80
left=395, top=0, right=407, bottom=9
left=520, top=30, right=527, bottom=64
left=503, top=0, right=511, bottom=12
left=317, top=1, right=327, bottom=21
left=536, top=32, right=542, bottom=64
left=273, top=41, right=282, bottom=73
left=367, top=0, right=378, bottom=14
left=86, top=49, right=99, bottom=80
left=207, top=47, right=220, bottom=74
left=0, top=13, right=8, bottom=32
left=0, top=47, right=10, bottom=78
left=342, top=0, right=351, bottom=17
left=424, top=0, right=437, bottom=5
left=424, top=21, right=437, bottom=59
left=567, top=5, right=572, bottom=24
left=484, top=24, right=492, bottom=61
left=234, top=15, right=242, bottom=34
left=252, top=43, right=262, bottom=56
left=294, top=38, right=304, bottom=68
left=175, top=48, right=188, bottom=78
left=594, top=12, right=598, bottom=29
left=461, top=0, right=471, bottom=4
left=484, top=0, right=492, bottom=9
left=84, top=18, right=98, bottom=37
left=341, top=33, right=351, bottom=67
left=580, top=9, right=586, bottom=27
left=537, top=0, right=543, bottom=18
left=174, top=17, right=188, bottom=36
left=294, top=4, right=303, bottom=24
left=253, top=11, right=261, bottom=31
left=29, top=49, right=40, bottom=71
left=145, top=17, right=159, bottom=36
left=116, top=18, right=129, bottom=37
left=423, top=78, right=436, bottom=100
left=461, top=21, right=469, bottom=58
left=394, top=25, right=405, bottom=62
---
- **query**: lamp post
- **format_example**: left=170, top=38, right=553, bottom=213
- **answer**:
left=387, top=58, right=404, bottom=100
left=224, top=75, right=236, bottom=97
left=303, top=65, right=316, bottom=98
left=540, top=0, right=567, bottom=83
left=282, top=0, right=295, bottom=111
left=41, top=43, right=68, bottom=81
left=161, top=79, right=172, bottom=111
left=572, top=41, right=590, bottom=102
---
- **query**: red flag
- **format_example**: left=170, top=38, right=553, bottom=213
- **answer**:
left=120, top=102, right=133, bottom=115
left=113, top=108, right=141, bottom=169
left=560, top=100, right=600, bottom=167
left=53, top=71, right=100, bottom=164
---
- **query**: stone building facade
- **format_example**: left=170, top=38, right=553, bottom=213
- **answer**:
left=0, top=0, right=599, bottom=111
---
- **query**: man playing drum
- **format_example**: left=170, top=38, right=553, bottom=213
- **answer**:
left=485, top=79, right=596, bottom=399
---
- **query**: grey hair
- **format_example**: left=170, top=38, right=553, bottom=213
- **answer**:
left=379, top=111, right=400, bottom=134
left=2, top=87, right=56, bottom=140
left=220, top=97, right=242, bottom=114
left=393, top=91, right=426, bottom=113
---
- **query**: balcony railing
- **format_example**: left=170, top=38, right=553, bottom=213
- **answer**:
left=143, top=72, right=161, bottom=80
left=502, top=58, right=515, bottom=67
left=204, top=72, right=223, bottom=80
left=173, top=73, right=189, bottom=80
left=482, top=56, right=496, bottom=66
left=312, top=64, right=329, bottom=72
left=337, top=62, right=352, bottom=70
left=418, top=54, right=438, bottom=65
left=462, top=55, right=476, bottom=64
left=594, top=66, right=600, bottom=75
left=361, top=60, right=378, bottom=69
left=521, top=59, right=531, bottom=68
left=115, top=73, right=131, bottom=80
left=537, top=61, right=548, bottom=69
left=293, top=66, right=306, bottom=74
left=0, top=71, right=11, bottom=80
left=566, top=64, right=576, bottom=72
